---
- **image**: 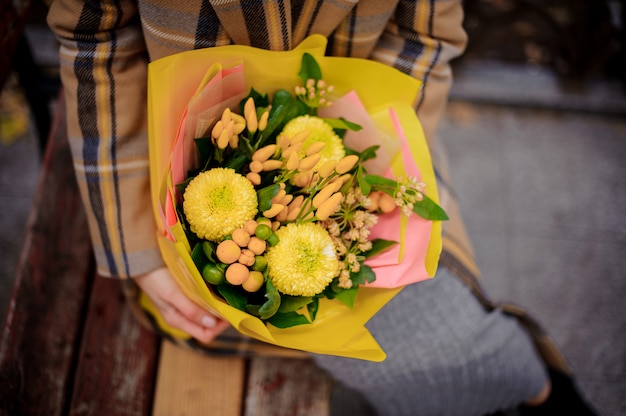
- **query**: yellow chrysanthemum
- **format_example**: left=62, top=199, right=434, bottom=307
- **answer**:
left=266, top=223, right=338, bottom=296
left=281, top=115, right=345, bottom=168
left=183, top=168, right=258, bottom=241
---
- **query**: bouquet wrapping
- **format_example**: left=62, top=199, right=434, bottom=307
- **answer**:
left=146, top=35, right=443, bottom=362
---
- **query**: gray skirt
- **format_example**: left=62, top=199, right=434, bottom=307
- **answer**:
left=313, top=266, right=548, bottom=416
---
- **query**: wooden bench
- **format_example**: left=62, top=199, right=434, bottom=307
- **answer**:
left=0, top=93, right=339, bottom=415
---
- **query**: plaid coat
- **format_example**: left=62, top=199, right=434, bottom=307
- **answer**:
left=48, top=0, right=474, bottom=279
left=48, top=0, right=570, bottom=373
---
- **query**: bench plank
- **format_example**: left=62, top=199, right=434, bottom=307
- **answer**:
left=152, top=341, right=246, bottom=415
left=244, top=357, right=332, bottom=416
left=68, top=277, right=160, bottom=416
left=0, top=92, right=94, bottom=415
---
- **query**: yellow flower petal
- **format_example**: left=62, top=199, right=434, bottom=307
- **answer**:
left=280, top=115, right=345, bottom=169
left=265, top=223, right=338, bottom=296
left=183, top=168, right=258, bottom=241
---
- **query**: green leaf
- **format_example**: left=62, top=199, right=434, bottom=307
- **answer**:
left=244, top=304, right=261, bottom=317
left=175, top=177, right=194, bottom=196
left=364, top=174, right=398, bottom=190
left=240, top=88, right=269, bottom=113
left=322, top=286, right=337, bottom=299
left=294, top=97, right=310, bottom=116
left=201, top=240, right=218, bottom=263
left=258, top=280, right=281, bottom=320
left=194, top=137, right=214, bottom=166
left=363, top=239, right=397, bottom=259
left=356, top=166, right=371, bottom=196
left=177, top=205, right=199, bottom=244
left=361, top=264, right=377, bottom=284
left=307, top=297, right=319, bottom=321
left=272, top=89, right=295, bottom=109
left=267, top=311, right=311, bottom=328
left=359, top=145, right=380, bottom=163
left=349, top=265, right=376, bottom=286
left=298, top=53, right=322, bottom=84
left=333, top=286, right=359, bottom=308
left=191, top=243, right=208, bottom=269
left=258, top=90, right=293, bottom=143
left=322, top=117, right=362, bottom=132
left=333, top=128, right=348, bottom=139
left=278, top=295, right=313, bottom=313
left=257, top=183, right=281, bottom=212
left=223, top=152, right=249, bottom=171
left=217, top=284, right=248, bottom=311
left=260, top=104, right=287, bottom=143
left=413, top=193, right=449, bottom=221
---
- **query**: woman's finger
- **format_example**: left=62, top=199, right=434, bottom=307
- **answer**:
left=159, top=303, right=223, bottom=343
left=134, top=267, right=230, bottom=343
left=166, top=285, right=218, bottom=328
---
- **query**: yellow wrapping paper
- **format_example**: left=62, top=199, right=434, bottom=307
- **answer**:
left=145, top=35, right=442, bottom=362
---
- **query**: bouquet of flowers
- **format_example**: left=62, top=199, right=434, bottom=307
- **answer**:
left=146, top=35, right=445, bottom=361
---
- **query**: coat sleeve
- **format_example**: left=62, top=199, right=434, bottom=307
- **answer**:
left=48, top=0, right=164, bottom=278
left=371, top=0, right=481, bottom=280
left=371, top=0, right=468, bottom=145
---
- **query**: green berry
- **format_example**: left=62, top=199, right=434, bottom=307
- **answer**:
left=202, top=263, right=225, bottom=285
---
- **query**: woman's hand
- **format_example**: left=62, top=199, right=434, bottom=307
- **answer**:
left=134, top=267, right=230, bottom=344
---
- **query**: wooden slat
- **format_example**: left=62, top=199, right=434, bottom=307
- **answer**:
left=244, top=357, right=333, bottom=416
left=0, top=92, right=94, bottom=415
left=152, top=341, right=246, bottom=416
left=68, top=277, right=160, bottom=415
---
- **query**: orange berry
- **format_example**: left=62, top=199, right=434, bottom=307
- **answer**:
left=249, top=160, right=264, bottom=173
left=315, top=192, right=343, bottom=220
left=317, top=160, right=336, bottom=178
left=211, top=121, right=224, bottom=140
left=243, top=219, right=258, bottom=235
left=262, top=160, right=283, bottom=171
left=271, top=188, right=287, bottom=204
left=231, top=228, right=251, bottom=247
left=216, top=240, right=241, bottom=264
left=289, top=130, right=310, bottom=145
left=252, top=144, right=276, bottom=162
left=298, top=154, right=321, bottom=173
left=312, top=181, right=342, bottom=208
left=335, top=155, right=359, bottom=174
left=293, top=172, right=312, bottom=188
left=246, top=172, right=261, bottom=185
left=225, top=263, right=249, bottom=285
left=282, top=143, right=302, bottom=159
left=238, top=249, right=256, bottom=266
left=305, top=141, right=326, bottom=156
left=367, top=191, right=381, bottom=211
left=247, top=236, right=267, bottom=255
left=379, top=192, right=397, bottom=213
left=285, top=151, right=300, bottom=171
left=242, top=270, right=265, bottom=292
left=275, top=208, right=289, bottom=222
left=263, top=203, right=285, bottom=218
left=277, top=134, right=290, bottom=149
left=258, top=110, right=270, bottom=131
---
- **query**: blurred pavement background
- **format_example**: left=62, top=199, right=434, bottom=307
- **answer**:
left=1, top=1, right=625, bottom=415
